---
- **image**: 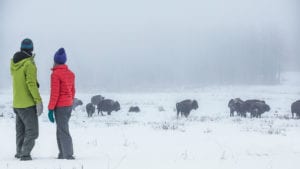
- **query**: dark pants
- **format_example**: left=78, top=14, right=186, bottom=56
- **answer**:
left=14, top=106, right=38, bottom=157
left=54, top=106, right=74, bottom=158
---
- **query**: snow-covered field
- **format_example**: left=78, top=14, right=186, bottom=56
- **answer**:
left=1, top=72, right=300, bottom=169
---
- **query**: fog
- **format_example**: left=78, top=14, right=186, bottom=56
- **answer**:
left=0, top=0, right=299, bottom=91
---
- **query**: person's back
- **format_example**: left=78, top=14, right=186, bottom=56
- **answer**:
left=10, top=38, right=43, bottom=161
left=48, top=64, right=75, bottom=109
left=48, top=48, right=76, bottom=160
left=11, top=51, right=41, bottom=108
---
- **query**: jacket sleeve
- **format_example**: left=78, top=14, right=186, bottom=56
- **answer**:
left=10, top=60, right=13, bottom=76
left=71, top=82, right=75, bottom=100
left=48, top=73, right=60, bottom=110
left=72, top=74, right=75, bottom=100
left=25, top=61, right=42, bottom=104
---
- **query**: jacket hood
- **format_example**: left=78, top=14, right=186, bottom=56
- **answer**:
left=11, top=57, right=33, bottom=72
left=13, top=51, right=33, bottom=63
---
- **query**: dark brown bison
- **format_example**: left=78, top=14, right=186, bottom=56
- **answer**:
left=97, top=99, right=121, bottom=115
left=129, top=106, right=140, bottom=113
left=228, top=98, right=246, bottom=117
left=291, top=100, right=300, bottom=118
left=176, top=100, right=198, bottom=118
left=72, top=98, right=83, bottom=110
left=86, top=103, right=95, bottom=117
left=244, top=100, right=270, bottom=118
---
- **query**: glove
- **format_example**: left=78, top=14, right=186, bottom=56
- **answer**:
left=36, top=102, right=43, bottom=116
left=48, top=110, right=55, bottom=123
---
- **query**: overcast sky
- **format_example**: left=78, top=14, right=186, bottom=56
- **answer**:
left=0, top=0, right=299, bottom=91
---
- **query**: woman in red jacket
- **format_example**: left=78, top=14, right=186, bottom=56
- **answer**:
left=48, top=48, right=75, bottom=160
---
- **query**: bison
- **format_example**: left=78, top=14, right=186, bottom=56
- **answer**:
left=86, top=103, right=95, bottom=117
left=244, top=100, right=270, bottom=118
left=176, top=99, right=198, bottom=118
left=291, top=100, right=300, bottom=118
left=228, top=98, right=246, bottom=117
left=158, top=106, right=165, bottom=112
left=129, top=106, right=140, bottom=113
left=97, top=99, right=121, bottom=115
left=72, top=98, right=83, bottom=110
left=91, top=95, right=105, bottom=106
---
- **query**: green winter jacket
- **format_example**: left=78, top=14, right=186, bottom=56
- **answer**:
left=10, top=56, right=42, bottom=108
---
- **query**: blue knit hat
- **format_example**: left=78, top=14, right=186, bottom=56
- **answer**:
left=54, top=48, right=67, bottom=64
left=21, top=38, right=33, bottom=50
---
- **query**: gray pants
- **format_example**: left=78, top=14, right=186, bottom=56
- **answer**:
left=54, top=106, right=74, bottom=158
left=14, top=106, right=39, bottom=157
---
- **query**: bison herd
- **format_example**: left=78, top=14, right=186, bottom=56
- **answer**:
left=228, top=98, right=270, bottom=118
left=83, top=95, right=120, bottom=117
left=72, top=95, right=300, bottom=119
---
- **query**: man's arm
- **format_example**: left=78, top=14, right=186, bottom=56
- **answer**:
left=25, top=61, right=42, bottom=104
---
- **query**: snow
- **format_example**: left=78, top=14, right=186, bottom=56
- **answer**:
left=0, top=72, right=300, bottom=169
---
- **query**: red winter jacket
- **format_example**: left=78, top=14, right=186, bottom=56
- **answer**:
left=48, top=64, right=75, bottom=110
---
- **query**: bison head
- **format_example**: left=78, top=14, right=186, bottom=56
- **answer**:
left=114, top=101, right=121, bottom=111
left=192, top=100, right=198, bottom=110
left=228, top=99, right=234, bottom=107
left=264, top=104, right=271, bottom=112
left=78, top=100, right=83, bottom=106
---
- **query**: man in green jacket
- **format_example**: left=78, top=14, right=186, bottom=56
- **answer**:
left=10, top=38, right=43, bottom=161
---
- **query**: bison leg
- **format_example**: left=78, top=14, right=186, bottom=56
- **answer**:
left=292, top=112, right=295, bottom=119
left=240, top=111, right=246, bottom=118
left=230, top=109, right=234, bottom=117
left=253, top=109, right=259, bottom=118
left=178, top=111, right=183, bottom=117
left=259, top=110, right=264, bottom=118
left=250, top=112, right=254, bottom=118
left=184, top=111, right=190, bottom=118
left=108, top=111, right=112, bottom=115
left=98, top=110, right=103, bottom=116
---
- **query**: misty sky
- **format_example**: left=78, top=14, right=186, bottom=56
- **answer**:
left=0, top=0, right=299, bottom=91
